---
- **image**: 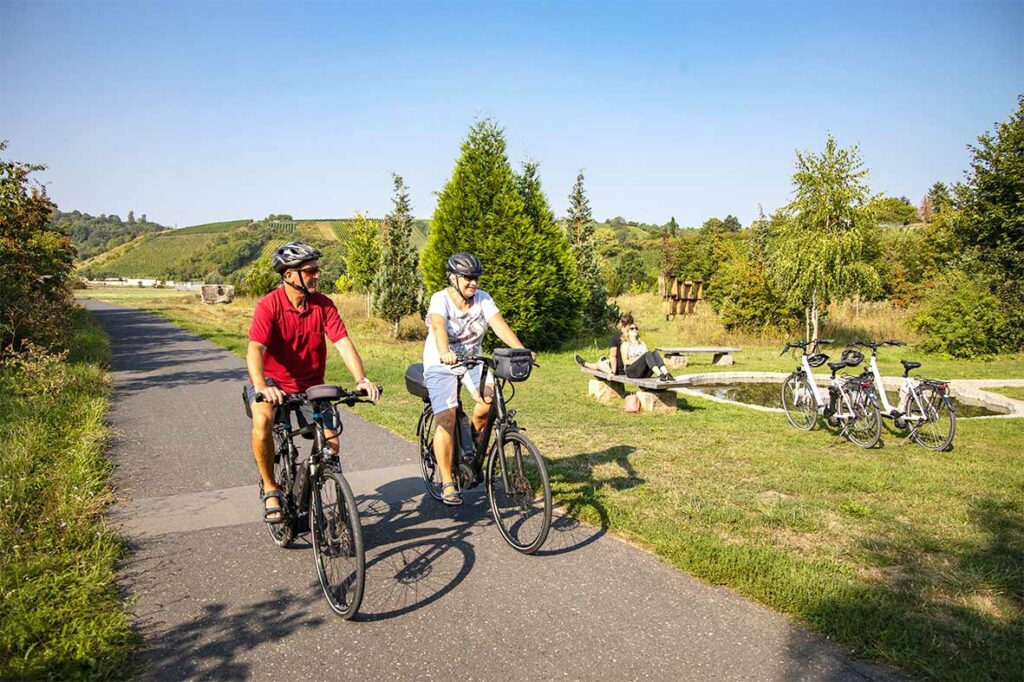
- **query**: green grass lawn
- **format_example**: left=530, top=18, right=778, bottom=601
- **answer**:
left=76, top=288, right=1024, bottom=680
left=986, top=386, right=1024, bottom=401
left=0, top=308, right=136, bottom=680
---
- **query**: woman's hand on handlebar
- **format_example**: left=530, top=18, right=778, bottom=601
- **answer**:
left=440, top=350, right=459, bottom=365
left=255, top=384, right=286, bottom=406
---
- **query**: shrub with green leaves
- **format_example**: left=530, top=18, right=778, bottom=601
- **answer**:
left=912, top=273, right=1016, bottom=358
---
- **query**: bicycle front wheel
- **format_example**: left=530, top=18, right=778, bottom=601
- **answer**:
left=908, top=385, right=956, bottom=452
left=845, top=386, right=882, bottom=449
left=782, top=372, right=817, bottom=430
left=486, top=430, right=551, bottom=554
left=310, top=470, right=365, bottom=619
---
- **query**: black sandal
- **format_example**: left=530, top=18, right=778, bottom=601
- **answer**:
left=441, top=482, right=463, bottom=507
left=261, top=490, right=285, bottom=524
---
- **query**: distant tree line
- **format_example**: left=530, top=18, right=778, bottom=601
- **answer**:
left=51, top=210, right=165, bottom=261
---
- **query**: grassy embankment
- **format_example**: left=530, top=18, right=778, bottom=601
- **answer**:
left=0, top=308, right=136, bottom=680
left=78, top=287, right=1024, bottom=681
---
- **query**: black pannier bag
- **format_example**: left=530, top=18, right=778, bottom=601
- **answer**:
left=404, top=363, right=431, bottom=400
left=492, top=348, right=533, bottom=382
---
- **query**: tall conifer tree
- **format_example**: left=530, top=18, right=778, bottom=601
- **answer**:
left=422, top=119, right=582, bottom=349
left=565, top=170, right=617, bottom=333
left=372, top=174, right=422, bottom=338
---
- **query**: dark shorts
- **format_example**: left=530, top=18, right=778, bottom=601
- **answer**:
left=243, top=378, right=340, bottom=432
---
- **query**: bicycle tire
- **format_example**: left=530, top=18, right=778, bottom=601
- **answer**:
left=908, top=385, right=956, bottom=452
left=782, top=372, right=817, bottom=431
left=310, top=469, right=365, bottom=619
left=486, top=430, right=551, bottom=554
left=845, top=385, right=882, bottom=449
left=263, top=434, right=295, bottom=547
left=417, top=407, right=444, bottom=500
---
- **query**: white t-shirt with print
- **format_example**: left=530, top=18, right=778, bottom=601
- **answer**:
left=423, top=289, right=499, bottom=369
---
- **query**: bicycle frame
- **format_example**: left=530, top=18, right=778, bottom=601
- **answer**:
left=450, top=358, right=517, bottom=492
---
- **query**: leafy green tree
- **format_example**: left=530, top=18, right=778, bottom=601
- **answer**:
left=421, top=119, right=585, bottom=349
left=722, top=214, right=742, bottom=232
left=666, top=216, right=679, bottom=237
left=565, top=170, right=617, bottom=333
left=239, top=256, right=279, bottom=297
left=707, top=240, right=798, bottom=334
left=0, top=141, right=76, bottom=351
left=615, top=250, right=652, bottom=293
left=769, top=135, right=880, bottom=341
left=951, top=94, right=1024, bottom=318
left=372, top=173, right=423, bottom=338
left=869, top=196, right=919, bottom=225
left=127, top=210, right=135, bottom=224
left=344, top=211, right=381, bottom=316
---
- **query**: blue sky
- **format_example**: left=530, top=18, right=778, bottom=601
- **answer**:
left=1, top=0, right=1021, bottom=228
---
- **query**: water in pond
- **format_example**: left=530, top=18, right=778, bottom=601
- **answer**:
left=685, top=383, right=1006, bottom=418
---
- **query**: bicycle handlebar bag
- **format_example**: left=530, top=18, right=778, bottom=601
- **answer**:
left=493, top=348, right=533, bottom=382
left=305, top=384, right=343, bottom=401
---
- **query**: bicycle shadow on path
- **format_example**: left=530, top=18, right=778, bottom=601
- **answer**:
left=351, top=467, right=612, bottom=620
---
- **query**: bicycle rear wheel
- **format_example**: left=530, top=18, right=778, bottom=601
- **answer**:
left=908, top=385, right=956, bottom=452
left=845, top=386, right=882, bottom=449
left=782, top=372, right=817, bottom=430
left=417, top=406, right=444, bottom=500
left=486, top=430, right=551, bottom=554
left=310, top=469, right=365, bottom=619
left=262, top=435, right=294, bottom=547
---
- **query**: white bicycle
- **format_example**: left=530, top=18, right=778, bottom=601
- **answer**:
left=853, top=340, right=956, bottom=452
left=780, top=339, right=882, bottom=449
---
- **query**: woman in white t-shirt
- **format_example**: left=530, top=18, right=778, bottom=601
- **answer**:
left=424, top=252, right=531, bottom=506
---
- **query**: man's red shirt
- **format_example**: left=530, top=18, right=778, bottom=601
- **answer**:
left=248, top=286, right=348, bottom=393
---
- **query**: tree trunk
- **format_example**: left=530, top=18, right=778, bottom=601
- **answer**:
left=810, top=290, right=819, bottom=342
left=392, top=320, right=400, bottom=339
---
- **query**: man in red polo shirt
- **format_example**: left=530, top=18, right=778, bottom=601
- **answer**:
left=246, top=241, right=380, bottom=523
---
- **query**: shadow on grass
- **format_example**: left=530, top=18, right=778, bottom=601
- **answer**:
left=790, top=496, right=1023, bottom=680
left=541, top=445, right=646, bottom=555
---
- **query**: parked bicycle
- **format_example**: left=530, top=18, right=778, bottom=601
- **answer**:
left=250, top=383, right=379, bottom=619
left=853, top=339, right=956, bottom=451
left=404, top=349, right=552, bottom=554
left=780, top=339, right=882, bottom=448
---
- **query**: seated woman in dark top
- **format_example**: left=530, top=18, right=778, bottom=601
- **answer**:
left=575, top=312, right=675, bottom=382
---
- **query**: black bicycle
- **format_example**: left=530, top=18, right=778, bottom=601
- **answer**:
left=252, top=383, right=378, bottom=619
left=404, top=349, right=552, bottom=554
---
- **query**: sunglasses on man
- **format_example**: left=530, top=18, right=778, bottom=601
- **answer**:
left=293, top=266, right=320, bottom=275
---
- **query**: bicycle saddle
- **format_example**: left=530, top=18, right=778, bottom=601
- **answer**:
left=901, top=360, right=922, bottom=371
left=827, top=361, right=848, bottom=372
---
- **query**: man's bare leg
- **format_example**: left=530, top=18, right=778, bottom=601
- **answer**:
left=251, top=401, right=281, bottom=519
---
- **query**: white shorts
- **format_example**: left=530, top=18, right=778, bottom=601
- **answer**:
left=424, top=363, right=487, bottom=414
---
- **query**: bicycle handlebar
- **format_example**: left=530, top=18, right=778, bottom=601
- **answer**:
left=255, top=385, right=383, bottom=407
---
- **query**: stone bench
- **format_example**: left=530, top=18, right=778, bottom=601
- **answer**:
left=580, top=367, right=685, bottom=415
left=656, top=346, right=742, bottom=369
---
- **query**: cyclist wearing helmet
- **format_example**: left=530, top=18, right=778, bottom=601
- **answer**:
left=424, top=252, right=532, bottom=506
left=246, top=241, right=380, bottom=523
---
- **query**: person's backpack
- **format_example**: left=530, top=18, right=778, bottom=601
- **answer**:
left=624, top=393, right=641, bottom=414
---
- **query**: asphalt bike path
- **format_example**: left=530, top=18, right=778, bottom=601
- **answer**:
left=84, top=300, right=900, bottom=681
